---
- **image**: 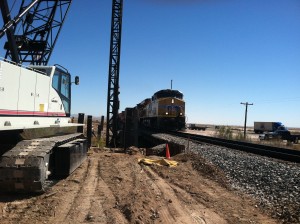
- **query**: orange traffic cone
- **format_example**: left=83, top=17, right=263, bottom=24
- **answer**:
left=166, top=143, right=171, bottom=159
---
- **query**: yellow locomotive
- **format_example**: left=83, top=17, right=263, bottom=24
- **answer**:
left=137, top=89, right=186, bottom=130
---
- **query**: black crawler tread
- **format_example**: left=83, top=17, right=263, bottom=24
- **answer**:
left=0, top=133, right=84, bottom=192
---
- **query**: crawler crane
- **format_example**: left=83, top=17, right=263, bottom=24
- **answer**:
left=0, top=0, right=87, bottom=192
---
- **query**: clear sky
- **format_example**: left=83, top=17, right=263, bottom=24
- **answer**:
left=1, top=0, right=300, bottom=127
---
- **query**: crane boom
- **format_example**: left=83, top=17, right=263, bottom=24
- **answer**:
left=0, top=0, right=40, bottom=39
left=0, top=0, right=21, bottom=63
left=0, top=0, right=72, bottom=65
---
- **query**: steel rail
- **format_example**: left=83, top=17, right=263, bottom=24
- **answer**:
left=167, top=131, right=300, bottom=163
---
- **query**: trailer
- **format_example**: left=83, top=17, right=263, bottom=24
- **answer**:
left=188, top=123, right=207, bottom=131
left=254, top=122, right=284, bottom=134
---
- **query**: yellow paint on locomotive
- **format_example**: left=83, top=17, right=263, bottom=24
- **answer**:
left=157, top=98, right=185, bottom=117
left=137, top=89, right=186, bottom=130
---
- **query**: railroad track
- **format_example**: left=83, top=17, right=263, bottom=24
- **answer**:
left=167, top=131, right=300, bottom=163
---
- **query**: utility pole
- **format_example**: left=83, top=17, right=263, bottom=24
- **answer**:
left=240, top=102, right=253, bottom=139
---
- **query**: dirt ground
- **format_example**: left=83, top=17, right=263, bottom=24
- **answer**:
left=0, top=146, right=280, bottom=224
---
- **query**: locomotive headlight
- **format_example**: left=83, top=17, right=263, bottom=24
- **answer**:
left=180, top=113, right=182, bottom=115
left=166, top=112, right=168, bottom=115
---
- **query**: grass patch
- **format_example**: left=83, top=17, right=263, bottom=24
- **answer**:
left=215, top=126, right=254, bottom=142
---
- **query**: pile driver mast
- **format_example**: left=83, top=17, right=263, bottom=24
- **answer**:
left=106, top=0, right=123, bottom=147
left=0, top=0, right=72, bottom=65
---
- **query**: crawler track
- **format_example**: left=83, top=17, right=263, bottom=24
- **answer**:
left=168, top=131, right=300, bottom=163
left=0, top=133, right=87, bottom=192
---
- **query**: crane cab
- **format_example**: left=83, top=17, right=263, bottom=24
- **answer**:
left=31, top=64, right=72, bottom=117
left=0, top=59, right=79, bottom=131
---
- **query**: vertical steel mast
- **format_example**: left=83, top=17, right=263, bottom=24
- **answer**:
left=106, top=0, right=123, bottom=147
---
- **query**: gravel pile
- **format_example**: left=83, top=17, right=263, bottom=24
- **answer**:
left=153, top=133, right=300, bottom=223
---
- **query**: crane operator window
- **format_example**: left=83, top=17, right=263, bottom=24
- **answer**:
left=52, top=73, right=60, bottom=92
left=52, top=69, right=71, bottom=115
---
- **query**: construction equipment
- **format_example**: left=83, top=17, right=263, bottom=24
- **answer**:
left=0, top=0, right=87, bottom=192
left=106, top=0, right=123, bottom=147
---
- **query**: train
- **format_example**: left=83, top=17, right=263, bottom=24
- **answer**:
left=136, top=89, right=186, bottom=130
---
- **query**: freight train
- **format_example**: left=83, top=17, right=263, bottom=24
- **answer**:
left=136, top=89, right=186, bottom=130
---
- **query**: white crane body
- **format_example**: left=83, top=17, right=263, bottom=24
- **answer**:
left=0, top=59, right=81, bottom=130
left=0, top=59, right=86, bottom=193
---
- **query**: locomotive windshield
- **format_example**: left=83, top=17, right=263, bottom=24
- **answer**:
left=153, top=89, right=183, bottom=100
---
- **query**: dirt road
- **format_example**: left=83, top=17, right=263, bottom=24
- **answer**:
left=0, top=148, right=277, bottom=224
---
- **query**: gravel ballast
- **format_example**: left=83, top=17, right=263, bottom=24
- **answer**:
left=153, top=133, right=300, bottom=223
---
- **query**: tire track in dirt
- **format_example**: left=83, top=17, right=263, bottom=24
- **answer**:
left=0, top=158, right=91, bottom=224
left=59, top=155, right=127, bottom=223
left=47, top=158, right=92, bottom=223
left=0, top=149, right=279, bottom=224
left=98, top=153, right=149, bottom=223
left=85, top=159, right=128, bottom=223
left=2, top=152, right=129, bottom=224
left=63, top=157, right=101, bottom=222
left=151, top=153, right=278, bottom=224
left=0, top=196, right=40, bottom=224
left=144, top=166, right=226, bottom=224
left=97, top=153, right=130, bottom=223
left=98, top=151, right=225, bottom=223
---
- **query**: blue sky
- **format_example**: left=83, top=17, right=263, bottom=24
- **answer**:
left=1, top=0, right=300, bottom=127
